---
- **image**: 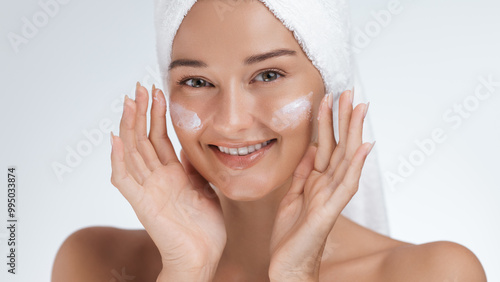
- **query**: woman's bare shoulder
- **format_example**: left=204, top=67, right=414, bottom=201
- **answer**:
left=378, top=240, right=487, bottom=282
left=321, top=216, right=486, bottom=281
left=51, top=226, right=161, bottom=282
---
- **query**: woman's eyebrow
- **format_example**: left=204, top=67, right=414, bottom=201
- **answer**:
left=168, top=48, right=297, bottom=71
left=168, top=59, right=207, bottom=71
left=244, top=48, right=297, bottom=65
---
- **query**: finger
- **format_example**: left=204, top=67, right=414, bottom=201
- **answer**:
left=180, top=149, right=220, bottom=201
left=110, top=132, right=143, bottom=207
left=180, top=149, right=208, bottom=190
left=326, top=142, right=374, bottom=215
left=338, top=90, right=353, bottom=148
left=328, top=103, right=368, bottom=186
left=134, top=83, right=162, bottom=171
left=288, top=145, right=317, bottom=197
left=135, top=82, right=149, bottom=144
left=119, top=96, right=152, bottom=184
left=149, top=88, right=179, bottom=165
left=314, top=93, right=335, bottom=173
left=345, top=102, right=369, bottom=162
left=324, top=90, right=352, bottom=176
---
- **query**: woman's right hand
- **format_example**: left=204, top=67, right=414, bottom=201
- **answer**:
left=110, top=82, right=226, bottom=280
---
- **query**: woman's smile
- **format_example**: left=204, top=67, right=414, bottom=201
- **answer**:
left=208, top=138, right=277, bottom=170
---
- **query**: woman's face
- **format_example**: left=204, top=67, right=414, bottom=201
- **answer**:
left=168, top=0, right=325, bottom=201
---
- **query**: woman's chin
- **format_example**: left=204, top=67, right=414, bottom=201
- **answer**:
left=217, top=185, right=272, bottom=202
left=209, top=174, right=293, bottom=203
left=209, top=179, right=274, bottom=202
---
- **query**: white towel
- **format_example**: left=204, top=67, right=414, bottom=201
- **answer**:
left=154, top=0, right=390, bottom=235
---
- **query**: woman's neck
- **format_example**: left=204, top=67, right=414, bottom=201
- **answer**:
left=215, top=176, right=293, bottom=278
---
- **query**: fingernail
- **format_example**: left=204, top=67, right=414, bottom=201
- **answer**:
left=152, top=84, right=156, bottom=93
left=363, top=102, right=370, bottom=118
left=110, top=131, right=114, bottom=146
left=136, top=81, right=141, bottom=90
left=152, top=88, right=158, bottom=99
left=124, top=95, right=130, bottom=108
left=367, top=141, right=376, bottom=154
left=328, top=92, right=333, bottom=109
left=317, top=94, right=328, bottom=121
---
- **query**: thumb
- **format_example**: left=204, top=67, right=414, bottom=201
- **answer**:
left=287, top=145, right=318, bottom=196
left=180, top=149, right=209, bottom=190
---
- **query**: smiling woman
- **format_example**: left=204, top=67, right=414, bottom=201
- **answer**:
left=51, top=0, right=487, bottom=281
left=167, top=6, right=327, bottom=200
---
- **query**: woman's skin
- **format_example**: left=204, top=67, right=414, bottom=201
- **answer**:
left=52, top=0, right=487, bottom=281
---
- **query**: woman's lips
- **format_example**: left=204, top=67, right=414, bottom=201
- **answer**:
left=209, top=139, right=276, bottom=170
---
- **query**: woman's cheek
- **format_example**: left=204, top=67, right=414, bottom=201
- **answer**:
left=269, top=91, right=314, bottom=132
left=169, top=102, right=203, bottom=133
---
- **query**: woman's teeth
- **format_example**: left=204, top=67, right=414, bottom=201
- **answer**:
left=218, top=140, right=272, bottom=156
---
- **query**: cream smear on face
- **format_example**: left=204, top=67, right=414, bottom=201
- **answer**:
left=271, top=91, right=313, bottom=131
left=169, top=102, right=203, bottom=132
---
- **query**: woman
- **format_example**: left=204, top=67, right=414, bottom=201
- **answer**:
left=52, top=0, right=486, bottom=281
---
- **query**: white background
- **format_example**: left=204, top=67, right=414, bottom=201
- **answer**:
left=1, top=0, right=499, bottom=281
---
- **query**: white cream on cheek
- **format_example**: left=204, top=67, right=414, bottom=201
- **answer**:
left=271, top=91, right=313, bottom=131
left=169, top=102, right=203, bottom=132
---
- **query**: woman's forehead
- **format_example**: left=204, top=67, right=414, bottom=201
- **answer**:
left=171, top=0, right=302, bottom=60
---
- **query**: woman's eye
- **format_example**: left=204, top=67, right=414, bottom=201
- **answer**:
left=254, top=70, right=282, bottom=82
left=179, top=70, right=283, bottom=88
left=183, top=78, right=211, bottom=88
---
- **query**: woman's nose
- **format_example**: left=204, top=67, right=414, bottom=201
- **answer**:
left=212, top=88, right=254, bottom=136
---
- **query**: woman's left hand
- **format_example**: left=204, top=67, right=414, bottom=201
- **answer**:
left=269, top=89, right=374, bottom=282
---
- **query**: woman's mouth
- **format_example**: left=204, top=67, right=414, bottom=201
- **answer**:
left=208, top=139, right=277, bottom=170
